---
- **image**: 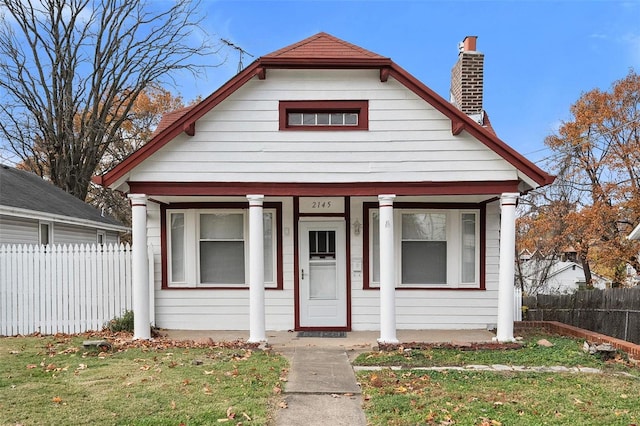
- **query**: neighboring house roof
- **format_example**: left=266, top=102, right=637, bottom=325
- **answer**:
left=628, top=223, right=640, bottom=240
left=0, top=165, right=128, bottom=232
left=95, top=32, right=554, bottom=191
left=520, top=259, right=610, bottom=285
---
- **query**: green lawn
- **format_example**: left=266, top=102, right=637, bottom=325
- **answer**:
left=3, top=332, right=639, bottom=425
left=0, top=334, right=287, bottom=425
left=356, top=333, right=640, bottom=425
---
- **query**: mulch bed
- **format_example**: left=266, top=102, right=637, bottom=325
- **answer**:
left=378, top=341, right=523, bottom=352
left=20, top=330, right=259, bottom=354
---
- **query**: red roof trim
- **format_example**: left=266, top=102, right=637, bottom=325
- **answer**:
left=387, top=65, right=554, bottom=186
left=98, top=32, right=554, bottom=189
left=127, top=180, right=521, bottom=197
left=100, top=61, right=264, bottom=187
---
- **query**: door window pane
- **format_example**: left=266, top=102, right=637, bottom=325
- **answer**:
left=309, top=263, right=337, bottom=299
left=309, top=230, right=335, bottom=259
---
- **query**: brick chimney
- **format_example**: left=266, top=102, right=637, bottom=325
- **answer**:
left=450, top=36, right=484, bottom=124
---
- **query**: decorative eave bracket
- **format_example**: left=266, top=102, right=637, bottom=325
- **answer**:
left=380, top=67, right=391, bottom=82
left=452, top=119, right=465, bottom=135
left=183, top=122, right=195, bottom=136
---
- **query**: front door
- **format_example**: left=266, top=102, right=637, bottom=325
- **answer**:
left=298, top=221, right=347, bottom=328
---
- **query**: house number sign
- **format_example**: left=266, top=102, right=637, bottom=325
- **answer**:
left=299, top=197, right=344, bottom=214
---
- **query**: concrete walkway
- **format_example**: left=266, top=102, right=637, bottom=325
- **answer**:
left=275, top=347, right=366, bottom=426
left=162, top=329, right=497, bottom=425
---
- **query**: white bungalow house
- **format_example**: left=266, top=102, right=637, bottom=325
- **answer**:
left=96, top=33, right=554, bottom=343
left=1, top=165, right=127, bottom=245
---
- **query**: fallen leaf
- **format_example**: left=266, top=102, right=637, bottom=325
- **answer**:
left=140, top=365, right=150, bottom=371
left=170, top=400, right=176, bottom=410
left=242, top=413, right=251, bottom=421
left=52, top=396, right=63, bottom=404
left=226, top=406, right=235, bottom=419
left=273, top=386, right=282, bottom=395
left=204, top=370, right=215, bottom=375
left=278, top=401, right=288, bottom=409
left=331, top=394, right=340, bottom=398
left=369, top=374, right=383, bottom=387
left=26, top=364, right=37, bottom=369
left=203, top=384, right=213, bottom=395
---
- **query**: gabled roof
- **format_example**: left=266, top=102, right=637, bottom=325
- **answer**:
left=1, top=165, right=127, bottom=231
left=96, top=32, right=554, bottom=190
left=265, top=31, right=387, bottom=61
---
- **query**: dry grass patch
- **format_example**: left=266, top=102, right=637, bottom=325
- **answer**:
left=0, top=333, right=287, bottom=425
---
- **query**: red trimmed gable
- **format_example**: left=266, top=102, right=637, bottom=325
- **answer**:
left=96, top=32, right=554, bottom=190
left=264, top=32, right=387, bottom=60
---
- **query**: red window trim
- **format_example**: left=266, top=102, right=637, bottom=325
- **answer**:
left=279, top=100, right=369, bottom=131
left=160, top=202, right=283, bottom=290
left=362, top=202, right=486, bottom=291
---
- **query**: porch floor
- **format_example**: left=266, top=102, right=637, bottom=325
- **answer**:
left=160, top=329, right=497, bottom=353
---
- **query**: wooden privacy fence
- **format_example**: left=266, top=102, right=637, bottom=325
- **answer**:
left=0, top=244, right=133, bottom=336
left=523, top=288, right=640, bottom=344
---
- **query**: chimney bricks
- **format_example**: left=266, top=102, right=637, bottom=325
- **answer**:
left=451, top=36, right=484, bottom=120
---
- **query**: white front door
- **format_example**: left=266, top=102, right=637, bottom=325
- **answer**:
left=298, top=221, right=347, bottom=328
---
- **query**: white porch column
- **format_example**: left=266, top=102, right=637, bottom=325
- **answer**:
left=496, top=192, right=519, bottom=342
left=128, top=194, right=150, bottom=340
left=378, top=194, right=398, bottom=344
left=247, top=195, right=266, bottom=343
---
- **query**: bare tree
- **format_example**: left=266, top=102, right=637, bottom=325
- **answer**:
left=0, top=0, right=219, bottom=200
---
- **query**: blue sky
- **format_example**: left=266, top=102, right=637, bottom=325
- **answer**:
left=174, top=0, right=640, bottom=169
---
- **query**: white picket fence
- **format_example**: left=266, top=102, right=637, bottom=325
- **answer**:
left=0, top=243, right=133, bottom=336
left=514, top=287, right=523, bottom=321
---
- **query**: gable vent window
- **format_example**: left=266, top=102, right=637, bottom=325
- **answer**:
left=279, top=100, right=368, bottom=131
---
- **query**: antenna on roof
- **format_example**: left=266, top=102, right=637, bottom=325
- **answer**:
left=221, top=38, right=254, bottom=73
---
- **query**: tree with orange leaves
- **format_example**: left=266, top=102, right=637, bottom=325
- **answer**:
left=518, top=69, right=640, bottom=289
left=86, top=84, right=186, bottom=228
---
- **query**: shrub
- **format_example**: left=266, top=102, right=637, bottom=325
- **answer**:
left=106, top=310, right=134, bottom=333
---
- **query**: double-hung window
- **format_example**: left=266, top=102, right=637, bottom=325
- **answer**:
left=165, top=205, right=280, bottom=289
left=366, top=204, right=481, bottom=289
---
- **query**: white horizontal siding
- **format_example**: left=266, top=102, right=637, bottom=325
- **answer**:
left=130, top=69, right=519, bottom=184
left=0, top=215, right=39, bottom=245
left=150, top=197, right=502, bottom=331
left=151, top=197, right=295, bottom=331
left=54, top=223, right=99, bottom=245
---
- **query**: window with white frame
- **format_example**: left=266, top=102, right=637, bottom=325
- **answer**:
left=39, top=221, right=51, bottom=245
left=166, top=208, right=278, bottom=288
left=97, top=230, right=107, bottom=245
left=368, top=208, right=479, bottom=288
